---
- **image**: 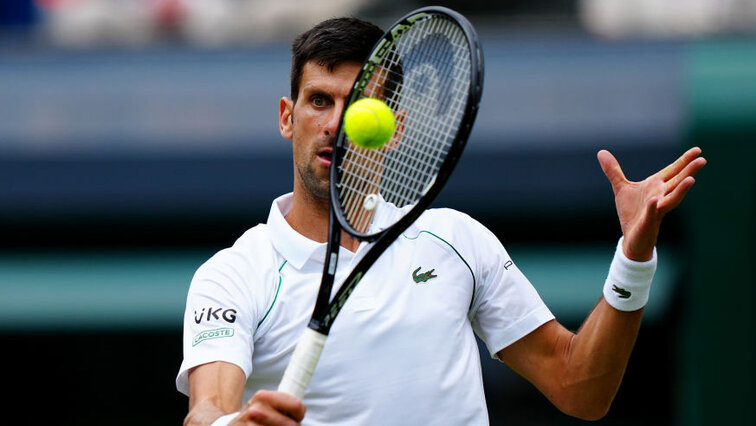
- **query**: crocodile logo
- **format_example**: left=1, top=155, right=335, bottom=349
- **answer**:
left=412, top=266, right=437, bottom=283
left=611, top=284, right=631, bottom=299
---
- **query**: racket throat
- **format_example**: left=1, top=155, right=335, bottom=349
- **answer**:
left=309, top=210, right=343, bottom=334
left=327, top=252, right=338, bottom=275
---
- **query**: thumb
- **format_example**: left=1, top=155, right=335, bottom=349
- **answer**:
left=597, top=149, right=627, bottom=193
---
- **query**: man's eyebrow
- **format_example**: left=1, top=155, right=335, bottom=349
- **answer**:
left=301, top=85, right=332, bottom=97
left=306, top=90, right=336, bottom=103
left=309, top=89, right=331, bottom=96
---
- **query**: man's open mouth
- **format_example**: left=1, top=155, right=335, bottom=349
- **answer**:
left=317, top=148, right=333, bottom=164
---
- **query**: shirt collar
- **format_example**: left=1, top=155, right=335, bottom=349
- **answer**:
left=268, top=193, right=403, bottom=270
left=267, top=193, right=328, bottom=270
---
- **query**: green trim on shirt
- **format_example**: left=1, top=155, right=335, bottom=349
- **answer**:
left=403, top=230, right=476, bottom=309
left=258, top=260, right=286, bottom=328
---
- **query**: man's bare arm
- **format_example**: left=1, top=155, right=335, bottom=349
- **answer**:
left=498, top=147, right=706, bottom=420
left=185, top=361, right=247, bottom=426
left=498, top=300, right=642, bottom=420
left=185, top=361, right=306, bottom=426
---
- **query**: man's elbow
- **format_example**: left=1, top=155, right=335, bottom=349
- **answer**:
left=555, top=391, right=613, bottom=421
left=563, top=403, right=611, bottom=421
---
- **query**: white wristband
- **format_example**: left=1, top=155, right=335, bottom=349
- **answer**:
left=211, top=412, right=239, bottom=426
left=603, top=237, right=657, bottom=312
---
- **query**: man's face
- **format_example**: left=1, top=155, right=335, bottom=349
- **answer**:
left=279, top=61, right=362, bottom=200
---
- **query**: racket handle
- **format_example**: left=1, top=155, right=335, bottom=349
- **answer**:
left=277, top=328, right=327, bottom=399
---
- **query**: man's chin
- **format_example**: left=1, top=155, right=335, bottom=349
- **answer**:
left=298, top=167, right=331, bottom=200
left=304, top=180, right=330, bottom=201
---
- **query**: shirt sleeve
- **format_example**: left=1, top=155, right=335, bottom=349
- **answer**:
left=466, top=218, right=555, bottom=357
left=175, top=249, right=262, bottom=396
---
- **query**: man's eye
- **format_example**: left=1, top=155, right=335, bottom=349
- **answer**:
left=312, top=95, right=327, bottom=107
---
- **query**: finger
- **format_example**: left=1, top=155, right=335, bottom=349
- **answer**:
left=270, top=395, right=306, bottom=422
left=249, top=390, right=306, bottom=422
left=645, top=194, right=660, bottom=220
left=658, top=176, right=696, bottom=215
left=243, top=404, right=300, bottom=426
left=660, top=147, right=703, bottom=182
left=664, top=156, right=707, bottom=195
left=597, top=149, right=627, bottom=192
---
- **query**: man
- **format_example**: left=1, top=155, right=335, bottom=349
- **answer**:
left=177, top=17, right=706, bottom=426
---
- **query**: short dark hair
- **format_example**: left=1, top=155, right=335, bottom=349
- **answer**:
left=290, top=17, right=383, bottom=101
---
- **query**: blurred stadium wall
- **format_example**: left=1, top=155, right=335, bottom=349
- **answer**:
left=1, top=1, right=754, bottom=425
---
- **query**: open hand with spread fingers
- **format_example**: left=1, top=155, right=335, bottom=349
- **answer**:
left=598, top=147, right=707, bottom=262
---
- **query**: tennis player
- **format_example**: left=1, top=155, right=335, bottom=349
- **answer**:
left=176, top=17, right=706, bottom=426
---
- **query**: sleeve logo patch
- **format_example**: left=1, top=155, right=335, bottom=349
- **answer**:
left=194, top=307, right=237, bottom=324
left=192, top=327, right=235, bottom=347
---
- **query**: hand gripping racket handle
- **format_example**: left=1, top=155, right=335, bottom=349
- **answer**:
left=277, top=328, right=328, bottom=399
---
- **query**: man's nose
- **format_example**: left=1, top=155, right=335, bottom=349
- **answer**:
left=324, top=104, right=344, bottom=137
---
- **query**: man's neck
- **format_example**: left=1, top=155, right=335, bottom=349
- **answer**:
left=285, top=190, right=360, bottom=252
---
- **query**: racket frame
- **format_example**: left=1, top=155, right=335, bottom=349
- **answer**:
left=318, top=6, right=484, bottom=333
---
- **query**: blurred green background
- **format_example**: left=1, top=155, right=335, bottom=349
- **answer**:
left=1, top=0, right=754, bottom=424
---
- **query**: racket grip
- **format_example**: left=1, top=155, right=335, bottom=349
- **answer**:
left=277, top=328, right=327, bottom=399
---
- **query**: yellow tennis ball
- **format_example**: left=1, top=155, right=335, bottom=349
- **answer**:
left=343, top=98, right=395, bottom=149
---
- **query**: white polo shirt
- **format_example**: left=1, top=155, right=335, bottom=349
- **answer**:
left=177, top=193, right=554, bottom=425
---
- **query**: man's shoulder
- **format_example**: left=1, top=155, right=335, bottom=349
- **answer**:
left=235, top=222, right=273, bottom=248
left=196, top=223, right=278, bottom=278
left=221, top=222, right=273, bottom=255
left=415, top=207, right=482, bottom=230
left=407, top=207, right=500, bottom=253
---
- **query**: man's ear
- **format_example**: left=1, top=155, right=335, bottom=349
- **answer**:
left=279, top=97, right=294, bottom=140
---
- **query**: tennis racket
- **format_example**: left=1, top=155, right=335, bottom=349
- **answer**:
left=278, top=6, right=484, bottom=398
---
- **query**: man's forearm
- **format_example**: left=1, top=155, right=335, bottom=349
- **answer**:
left=562, top=298, right=643, bottom=418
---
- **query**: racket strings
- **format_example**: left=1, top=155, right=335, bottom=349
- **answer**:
left=389, top=18, right=469, bottom=204
left=382, top=18, right=469, bottom=208
left=342, top=133, right=450, bottom=182
left=339, top=147, right=437, bottom=213
left=338, top=14, right=472, bottom=233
